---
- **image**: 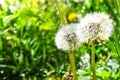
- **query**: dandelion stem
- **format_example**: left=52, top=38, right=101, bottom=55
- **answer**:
left=55, top=0, right=67, bottom=25
left=55, top=0, right=77, bottom=79
left=68, top=52, right=77, bottom=80
left=91, top=41, right=96, bottom=80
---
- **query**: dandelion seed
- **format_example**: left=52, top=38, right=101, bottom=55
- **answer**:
left=76, top=12, right=114, bottom=42
left=55, top=24, right=81, bottom=52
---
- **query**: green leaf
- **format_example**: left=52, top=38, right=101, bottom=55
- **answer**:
left=114, top=71, right=120, bottom=79
left=96, top=70, right=110, bottom=78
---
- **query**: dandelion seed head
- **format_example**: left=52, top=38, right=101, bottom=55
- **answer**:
left=76, top=12, right=114, bottom=42
left=55, top=24, right=81, bottom=52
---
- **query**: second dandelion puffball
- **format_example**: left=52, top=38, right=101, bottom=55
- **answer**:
left=76, top=12, right=114, bottom=42
left=55, top=24, right=81, bottom=52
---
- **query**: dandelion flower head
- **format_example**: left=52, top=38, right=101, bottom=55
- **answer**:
left=55, top=24, right=81, bottom=52
left=68, top=13, right=78, bottom=22
left=76, top=12, right=114, bottom=42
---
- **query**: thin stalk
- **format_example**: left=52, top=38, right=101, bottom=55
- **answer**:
left=116, top=0, right=120, bottom=53
left=55, top=0, right=67, bottom=25
left=117, top=0, right=120, bottom=15
left=91, top=41, right=96, bottom=80
left=68, top=52, right=77, bottom=80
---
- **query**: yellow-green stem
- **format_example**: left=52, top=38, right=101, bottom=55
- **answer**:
left=55, top=1, right=77, bottom=79
left=117, top=0, right=120, bottom=15
left=68, top=52, right=77, bottom=80
left=91, top=41, right=96, bottom=80
left=55, top=0, right=67, bottom=25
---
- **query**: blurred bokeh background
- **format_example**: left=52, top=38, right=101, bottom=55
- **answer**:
left=0, top=0, right=120, bottom=80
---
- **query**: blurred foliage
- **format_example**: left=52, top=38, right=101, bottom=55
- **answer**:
left=0, top=0, right=120, bottom=80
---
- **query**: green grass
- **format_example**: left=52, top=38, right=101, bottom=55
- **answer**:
left=0, top=0, right=120, bottom=79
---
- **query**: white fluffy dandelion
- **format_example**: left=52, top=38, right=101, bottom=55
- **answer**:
left=76, top=12, right=114, bottom=42
left=55, top=24, right=81, bottom=52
